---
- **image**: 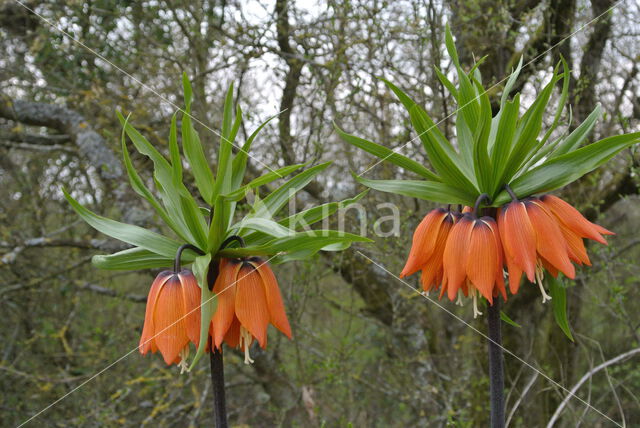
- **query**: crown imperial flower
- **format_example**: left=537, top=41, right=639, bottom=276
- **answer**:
left=139, top=270, right=201, bottom=372
left=441, top=213, right=506, bottom=317
left=400, top=208, right=458, bottom=293
left=399, top=193, right=614, bottom=316
left=497, top=194, right=613, bottom=302
left=210, top=258, right=292, bottom=364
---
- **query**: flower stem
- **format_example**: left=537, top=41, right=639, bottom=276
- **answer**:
left=220, top=235, right=246, bottom=249
left=207, top=258, right=228, bottom=427
left=210, top=348, right=228, bottom=428
left=487, top=300, right=505, bottom=428
left=174, top=244, right=204, bottom=273
left=473, top=193, right=490, bottom=215
left=504, top=184, right=519, bottom=202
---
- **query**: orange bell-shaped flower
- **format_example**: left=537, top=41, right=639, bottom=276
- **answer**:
left=441, top=214, right=506, bottom=316
left=400, top=208, right=458, bottom=293
left=539, top=195, right=614, bottom=267
left=497, top=196, right=602, bottom=300
left=139, top=270, right=201, bottom=370
left=210, top=257, right=292, bottom=364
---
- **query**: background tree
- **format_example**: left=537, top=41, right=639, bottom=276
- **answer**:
left=1, top=0, right=639, bottom=426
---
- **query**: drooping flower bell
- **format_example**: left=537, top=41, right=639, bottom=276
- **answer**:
left=139, top=269, right=201, bottom=371
left=441, top=212, right=506, bottom=317
left=400, top=208, right=458, bottom=293
left=498, top=190, right=613, bottom=301
left=210, top=257, right=292, bottom=364
left=539, top=194, right=614, bottom=261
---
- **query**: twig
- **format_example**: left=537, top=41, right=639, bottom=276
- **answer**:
left=547, top=347, right=640, bottom=427
left=506, top=372, right=539, bottom=427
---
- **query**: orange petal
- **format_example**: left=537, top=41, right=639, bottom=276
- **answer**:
left=466, top=218, right=499, bottom=303
left=443, top=214, right=474, bottom=301
left=541, top=257, right=559, bottom=278
left=506, top=263, right=523, bottom=295
left=255, top=261, right=292, bottom=339
left=540, top=195, right=613, bottom=244
left=154, top=275, right=190, bottom=365
left=178, top=270, right=202, bottom=346
left=488, top=219, right=507, bottom=301
left=235, top=264, right=270, bottom=348
left=562, top=229, right=591, bottom=266
left=419, top=214, right=454, bottom=291
left=223, top=316, right=242, bottom=349
left=526, top=200, right=575, bottom=279
left=498, top=202, right=537, bottom=283
left=139, top=271, right=173, bottom=355
left=212, top=259, right=242, bottom=348
left=400, top=209, right=449, bottom=277
left=420, top=259, right=442, bottom=292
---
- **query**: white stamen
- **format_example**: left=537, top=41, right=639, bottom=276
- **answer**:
left=472, top=288, right=483, bottom=318
left=535, top=263, right=552, bottom=304
left=178, top=346, right=190, bottom=374
left=239, top=326, right=254, bottom=365
left=456, top=290, right=464, bottom=306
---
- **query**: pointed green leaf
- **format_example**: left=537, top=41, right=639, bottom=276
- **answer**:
left=410, top=105, right=478, bottom=190
left=120, top=116, right=191, bottom=242
left=494, top=132, right=640, bottom=204
left=471, top=76, right=493, bottom=192
left=380, top=79, right=465, bottom=179
left=501, top=56, right=523, bottom=108
left=92, top=247, right=191, bottom=271
left=223, top=163, right=307, bottom=202
left=502, top=74, right=561, bottom=181
left=547, top=275, right=574, bottom=341
left=538, top=57, right=570, bottom=148
left=335, top=124, right=440, bottom=181
left=189, top=253, right=215, bottom=369
left=207, top=196, right=226, bottom=252
left=454, top=66, right=480, bottom=135
left=218, top=230, right=371, bottom=259
left=550, top=105, right=601, bottom=158
left=169, top=112, right=183, bottom=185
left=231, top=114, right=280, bottom=190
left=444, top=23, right=459, bottom=66
left=233, top=218, right=294, bottom=238
left=252, top=162, right=332, bottom=218
left=117, top=111, right=172, bottom=176
left=354, top=174, right=476, bottom=205
left=117, top=111, right=204, bottom=246
left=181, top=112, right=216, bottom=204
left=182, top=72, right=193, bottom=110
left=500, top=311, right=522, bottom=328
left=434, top=67, right=459, bottom=99
left=281, top=190, right=368, bottom=230
left=63, top=189, right=182, bottom=258
left=214, top=84, right=236, bottom=197
left=490, top=94, right=520, bottom=194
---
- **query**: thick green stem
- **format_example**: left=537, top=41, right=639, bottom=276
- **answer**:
left=206, top=234, right=244, bottom=426
left=487, top=300, right=505, bottom=428
left=209, top=348, right=228, bottom=428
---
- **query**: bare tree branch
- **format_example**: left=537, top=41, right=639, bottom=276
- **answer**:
left=0, top=96, right=122, bottom=180
left=546, top=347, right=640, bottom=427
